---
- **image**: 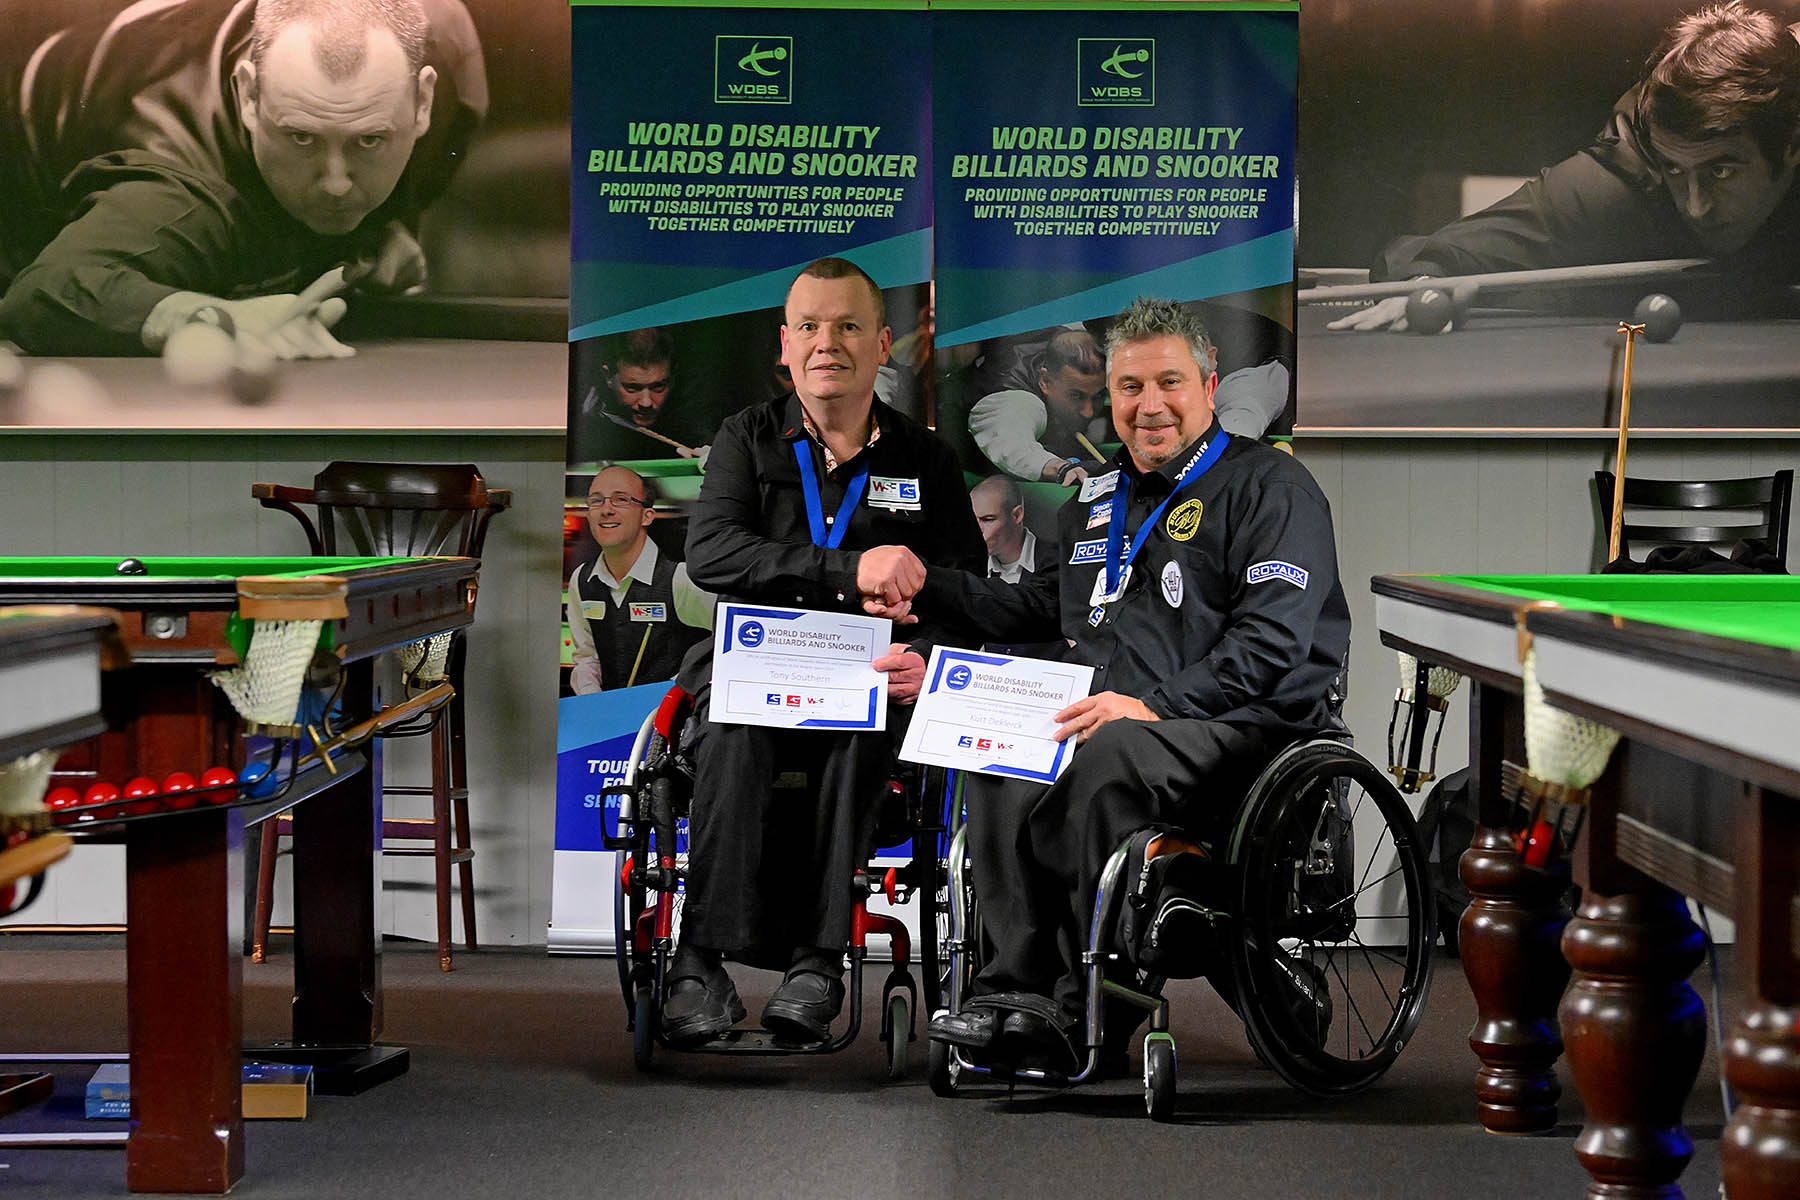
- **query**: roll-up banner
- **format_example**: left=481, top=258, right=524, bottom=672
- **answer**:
left=554, top=0, right=1297, bottom=952
left=555, top=0, right=932, bottom=953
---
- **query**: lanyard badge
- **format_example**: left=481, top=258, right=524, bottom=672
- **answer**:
left=793, top=441, right=868, bottom=549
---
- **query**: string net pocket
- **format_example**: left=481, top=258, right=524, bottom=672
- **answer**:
left=210, top=618, right=323, bottom=725
left=400, top=632, right=454, bottom=684
left=1397, top=651, right=1463, bottom=703
left=0, top=749, right=58, bottom=822
left=1523, top=648, right=1619, bottom=788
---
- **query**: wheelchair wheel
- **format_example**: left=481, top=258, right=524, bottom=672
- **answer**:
left=885, top=992, right=911, bottom=1081
left=614, top=850, right=640, bottom=1025
left=632, top=983, right=656, bottom=1071
left=1143, top=1034, right=1177, bottom=1121
left=926, top=1030, right=961, bottom=1097
left=1226, top=740, right=1435, bottom=1098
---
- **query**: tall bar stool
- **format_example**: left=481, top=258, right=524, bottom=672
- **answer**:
left=250, top=461, right=511, bottom=970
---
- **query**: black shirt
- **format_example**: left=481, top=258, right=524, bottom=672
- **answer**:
left=918, top=422, right=1350, bottom=734
left=686, top=392, right=986, bottom=649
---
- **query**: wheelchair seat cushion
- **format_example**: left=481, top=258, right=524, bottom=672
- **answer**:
left=1116, top=829, right=1228, bottom=979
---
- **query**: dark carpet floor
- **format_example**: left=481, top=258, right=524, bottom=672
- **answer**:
left=0, top=935, right=1732, bottom=1199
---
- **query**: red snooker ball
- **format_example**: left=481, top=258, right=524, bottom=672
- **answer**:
left=198, top=767, right=239, bottom=803
left=123, top=776, right=161, bottom=815
left=162, top=772, right=199, bottom=809
left=44, top=786, right=82, bottom=810
left=83, top=782, right=122, bottom=820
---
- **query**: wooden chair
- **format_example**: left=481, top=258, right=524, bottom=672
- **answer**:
left=250, top=462, right=511, bottom=971
left=1595, top=470, right=1792, bottom=566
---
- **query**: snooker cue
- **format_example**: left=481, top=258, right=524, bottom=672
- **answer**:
left=595, top=397, right=700, bottom=456
left=625, top=626, right=653, bottom=688
left=1297, top=258, right=1709, bottom=305
left=1608, top=320, right=1646, bottom=564
left=1075, top=432, right=1105, bottom=461
left=273, top=259, right=375, bottom=328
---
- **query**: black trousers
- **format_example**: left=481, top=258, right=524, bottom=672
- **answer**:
left=964, top=718, right=1273, bottom=1020
left=679, top=677, right=902, bottom=971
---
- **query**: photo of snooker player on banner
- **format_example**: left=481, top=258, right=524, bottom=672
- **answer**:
left=1297, top=0, right=1800, bottom=431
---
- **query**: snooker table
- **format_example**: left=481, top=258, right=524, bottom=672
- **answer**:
left=0, top=556, right=479, bottom=1195
left=1298, top=307, right=1800, bottom=431
left=0, top=609, right=117, bottom=1123
left=1374, top=572, right=1800, bottom=1200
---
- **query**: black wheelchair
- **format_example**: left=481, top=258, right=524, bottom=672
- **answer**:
left=604, top=685, right=953, bottom=1078
left=928, top=733, right=1437, bottom=1119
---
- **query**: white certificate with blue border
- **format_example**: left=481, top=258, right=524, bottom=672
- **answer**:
left=711, top=604, right=890, bottom=730
left=898, top=647, right=1093, bottom=782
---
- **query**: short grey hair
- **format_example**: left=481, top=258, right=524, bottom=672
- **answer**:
left=1103, top=297, right=1214, bottom=376
left=250, top=0, right=429, bottom=80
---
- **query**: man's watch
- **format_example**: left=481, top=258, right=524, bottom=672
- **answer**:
left=1055, top=459, right=1083, bottom=485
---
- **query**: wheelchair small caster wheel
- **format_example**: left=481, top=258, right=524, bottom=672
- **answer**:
left=885, top=992, right=911, bottom=1081
left=1144, top=1033, right=1176, bottom=1121
left=632, top=984, right=656, bottom=1072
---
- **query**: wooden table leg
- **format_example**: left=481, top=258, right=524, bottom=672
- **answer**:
left=290, top=661, right=380, bottom=1048
left=1461, top=824, right=1573, bottom=1132
left=1721, top=784, right=1800, bottom=1198
left=125, top=808, right=245, bottom=1194
left=1560, top=885, right=1705, bottom=1199
left=1461, top=680, right=1572, bottom=1134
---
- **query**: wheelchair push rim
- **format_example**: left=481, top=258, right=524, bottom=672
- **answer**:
left=1226, top=739, right=1436, bottom=1098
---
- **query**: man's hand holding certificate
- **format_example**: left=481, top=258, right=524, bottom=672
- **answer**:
left=899, top=648, right=1095, bottom=783
left=711, top=604, right=894, bottom=731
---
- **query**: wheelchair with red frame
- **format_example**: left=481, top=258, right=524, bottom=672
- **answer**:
left=928, top=730, right=1437, bottom=1119
left=604, top=685, right=956, bottom=1078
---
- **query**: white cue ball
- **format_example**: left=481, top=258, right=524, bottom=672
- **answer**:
left=163, top=321, right=238, bottom=388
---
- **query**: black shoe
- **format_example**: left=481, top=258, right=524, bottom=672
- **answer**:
left=760, top=970, right=845, bottom=1042
left=662, top=954, right=745, bottom=1046
left=998, top=1007, right=1079, bottom=1073
left=927, top=1006, right=1001, bottom=1049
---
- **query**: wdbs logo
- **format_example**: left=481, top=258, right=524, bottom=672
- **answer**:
left=945, top=664, right=974, bottom=691
left=1078, top=38, right=1155, bottom=107
left=737, top=620, right=766, bottom=648
left=715, top=36, right=793, bottom=104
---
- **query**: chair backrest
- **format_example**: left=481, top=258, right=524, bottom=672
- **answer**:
left=255, top=461, right=511, bottom=562
left=1594, top=470, right=1792, bottom=565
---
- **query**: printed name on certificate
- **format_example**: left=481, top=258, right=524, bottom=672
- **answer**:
left=711, top=604, right=892, bottom=731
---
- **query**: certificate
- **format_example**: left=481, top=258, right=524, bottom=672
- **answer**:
left=899, top=647, right=1094, bottom=782
left=711, top=604, right=891, bottom=731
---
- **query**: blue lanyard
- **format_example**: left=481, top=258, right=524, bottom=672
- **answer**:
left=1103, top=432, right=1229, bottom=596
left=793, top=440, right=868, bottom=549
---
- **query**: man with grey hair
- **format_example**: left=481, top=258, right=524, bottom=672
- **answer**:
left=0, top=0, right=485, bottom=357
left=879, top=295, right=1349, bottom=1070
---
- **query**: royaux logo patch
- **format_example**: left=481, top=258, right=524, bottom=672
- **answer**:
left=1247, top=561, right=1308, bottom=589
left=1069, top=539, right=1109, bottom=565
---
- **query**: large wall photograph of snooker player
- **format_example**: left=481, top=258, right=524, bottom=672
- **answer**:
left=1296, top=0, right=1800, bottom=431
left=0, top=0, right=569, bottom=429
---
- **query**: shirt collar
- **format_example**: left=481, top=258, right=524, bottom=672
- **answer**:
left=589, top=537, right=661, bottom=591
left=1120, top=419, right=1224, bottom=495
left=782, top=392, right=881, bottom=474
